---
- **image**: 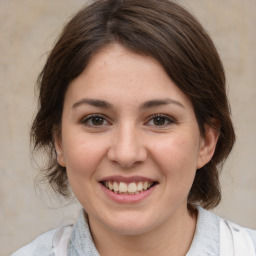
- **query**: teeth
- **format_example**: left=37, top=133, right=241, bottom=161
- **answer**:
left=113, top=181, right=119, bottom=192
left=119, top=182, right=128, bottom=193
left=143, top=181, right=148, bottom=190
left=103, top=181, right=154, bottom=194
left=108, top=181, right=113, bottom=190
left=138, top=182, right=143, bottom=191
left=128, top=182, right=137, bottom=193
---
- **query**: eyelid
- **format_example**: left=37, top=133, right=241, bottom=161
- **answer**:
left=81, top=114, right=112, bottom=127
left=145, top=114, right=176, bottom=127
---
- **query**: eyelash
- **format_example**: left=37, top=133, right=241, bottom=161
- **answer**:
left=81, top=114, right=111, bottom=127
left=146, top=114, right=175, bottom=127
left=81, top=113, right=175, bottom=128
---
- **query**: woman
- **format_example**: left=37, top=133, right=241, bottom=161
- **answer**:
left=12, top=0, right=256, bottom=255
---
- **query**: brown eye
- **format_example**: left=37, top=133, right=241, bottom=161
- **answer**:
left=82, top=114, right=110, bottom=127
left=153, top=116, right=167, bottom=126
left=91, top=116, right=104, bottom=126
left=146, top=114, right=174, bottom=127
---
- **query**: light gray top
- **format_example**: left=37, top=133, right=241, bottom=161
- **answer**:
left=12, top=207, right=256, bottom=256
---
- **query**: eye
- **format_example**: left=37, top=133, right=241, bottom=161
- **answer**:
left=81, top=114, right=111, bottom=127
left=146, top=114, right=175, bottom=127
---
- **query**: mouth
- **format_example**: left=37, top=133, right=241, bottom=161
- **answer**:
left=101, top=180, right=157, bottom=195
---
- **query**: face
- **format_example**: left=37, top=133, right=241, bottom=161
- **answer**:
left=56, top=44, right=216, bottom=236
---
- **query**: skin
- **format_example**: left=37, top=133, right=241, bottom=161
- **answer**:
left=55, top=44, right=219, bottom=256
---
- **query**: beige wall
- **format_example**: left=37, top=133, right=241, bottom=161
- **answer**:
left=1, top=0, right=255, bottom=255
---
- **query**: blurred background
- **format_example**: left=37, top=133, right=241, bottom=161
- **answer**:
left=1, top=0, right=255, bottom=255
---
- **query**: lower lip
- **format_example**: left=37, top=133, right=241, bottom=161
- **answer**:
left=100, top=183, right=156, bottom=204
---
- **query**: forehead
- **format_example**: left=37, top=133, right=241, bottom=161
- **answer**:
left=83, top=44, right=163, bottom=85
left=65, top=44, right=192, bottom=109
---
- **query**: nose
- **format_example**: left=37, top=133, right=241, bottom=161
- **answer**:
left=107, top=124, right=147, bottom=169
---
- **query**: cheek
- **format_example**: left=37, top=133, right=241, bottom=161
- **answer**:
left=62, top=132, right=107, bottom=178
left=151, top=135, right=200, bottom=179
left=62, top=134, right=108, bottom=207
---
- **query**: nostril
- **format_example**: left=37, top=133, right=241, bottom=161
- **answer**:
left=107, top=142, right=148, bottom=169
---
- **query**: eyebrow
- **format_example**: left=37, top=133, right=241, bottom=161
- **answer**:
left=141, top=98, right=185, bottom=109
left=72, top=98, right=184, bottom=110
left=72, top=99, right=113, bottom=109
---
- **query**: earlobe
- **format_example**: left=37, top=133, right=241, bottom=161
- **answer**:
left=197, top=119, right=220, bottom=169
left=54, top=132, right=66, bottom=167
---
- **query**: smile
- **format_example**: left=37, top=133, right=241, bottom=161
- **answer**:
left=102, top=181, right=155, bottom=195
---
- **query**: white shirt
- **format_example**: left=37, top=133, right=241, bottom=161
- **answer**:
left=12, top=207, right=256, bottom=256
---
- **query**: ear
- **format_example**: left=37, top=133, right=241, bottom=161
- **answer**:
left=197, top=119, right=220, bottom=169
left=53, top=129, right=66, bottom=167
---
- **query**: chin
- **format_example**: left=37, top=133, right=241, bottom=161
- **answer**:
left=111, top=223, right=153, bottom=236
left=101, top=212, right=159, bottom=236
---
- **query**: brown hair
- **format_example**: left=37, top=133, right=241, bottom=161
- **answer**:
left=31, top=0, right=235, bottom=209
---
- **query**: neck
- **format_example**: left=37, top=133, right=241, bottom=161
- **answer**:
left=88, top=207, right=197, bottom=256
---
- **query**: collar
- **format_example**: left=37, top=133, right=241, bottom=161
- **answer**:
left=68, top=206, right=220, bottom=256
left=187, top=206, right=220, bottom=255
left=68, top=210, right=100, bottom=256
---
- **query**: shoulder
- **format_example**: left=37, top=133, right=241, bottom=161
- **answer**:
left=11, top=229, right=57, bottom=256
left=219, top=216, right=256, bottom=255
left=193, top=207, right=256, bottom=255
left=247, top=228, right=256, bottom=249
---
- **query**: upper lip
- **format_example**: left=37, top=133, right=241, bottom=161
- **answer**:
left=100, top=175, right=157, bottom=183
